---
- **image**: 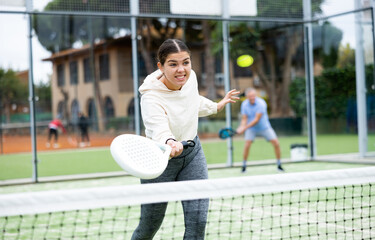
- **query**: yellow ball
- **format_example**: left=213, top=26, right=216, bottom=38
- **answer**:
left=236, top=55, right=254, bottom=67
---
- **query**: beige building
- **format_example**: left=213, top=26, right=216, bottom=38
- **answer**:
left=13, top=70, right=29, bottom=114
left=43, top=36, right=136, bottom=129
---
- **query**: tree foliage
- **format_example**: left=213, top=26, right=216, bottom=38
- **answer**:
left=257, top=0, right=323, bottom=19
left=33, top=0, right=173, bottom=53
left=33, top=0, right=132, bottom=53
left=336, top=43, right=355, bottom=69
left=35, top=81, right=52, bottom=112
left=289, top=64, right=375, bottom=119
left=0, top=68, right=28, bottom=123
left=313, top=22, right=343, bottom=68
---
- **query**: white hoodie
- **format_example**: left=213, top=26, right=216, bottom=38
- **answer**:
left=139, top=69, right=217, bottom=144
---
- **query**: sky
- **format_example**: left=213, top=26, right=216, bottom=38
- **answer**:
left=0, top=0, right=359, bottom=84
left=0, top=0, right=51, bottom=84
left=320, top=0, right=356, bottom=47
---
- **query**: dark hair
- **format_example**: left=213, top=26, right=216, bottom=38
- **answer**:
left=157, top=39, right=191, bottom=65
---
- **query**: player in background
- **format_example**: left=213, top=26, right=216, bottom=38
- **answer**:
left=132, top=38, right=239, bottom=240
left=46, top=115, right=66, bottom=148
left=236, top=88, right=284, bottom=173
left=78, top=112, right=90, bottom=147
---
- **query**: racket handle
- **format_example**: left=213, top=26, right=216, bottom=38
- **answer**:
left=155, top=142, right=172, bottom=159
left=181, top=140, right=195, bottom=149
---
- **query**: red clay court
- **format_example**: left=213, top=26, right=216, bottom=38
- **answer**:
left=0, top=133, right=115, bottom=154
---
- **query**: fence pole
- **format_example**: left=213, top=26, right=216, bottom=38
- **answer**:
left=222, top=0, right=233, bottom=166
left=27, top=0, right=38, bottom=182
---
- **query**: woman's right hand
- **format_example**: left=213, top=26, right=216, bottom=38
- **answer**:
left=166, top=140, right=184, bottom=158
left=217, top=89, right=240, bottom=112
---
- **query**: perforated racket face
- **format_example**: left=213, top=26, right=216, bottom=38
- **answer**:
left=110, top=134, right=171, bottom=179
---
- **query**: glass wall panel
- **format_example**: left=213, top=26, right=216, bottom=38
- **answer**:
left=362, top=9, right=375, bottom=155
left=313, top=14, right=357, bottom=155
left=30, top=13, right=133, bottom=178
left=228, top=20, right=309, bottom=164
left=313, top=9, right=374, bottom=157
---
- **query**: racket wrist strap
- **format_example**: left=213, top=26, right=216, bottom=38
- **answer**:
left=165, top=138, right=177, bottom=144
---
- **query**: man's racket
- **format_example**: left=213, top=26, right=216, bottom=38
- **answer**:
left=110, top=134, right=195, bottom=179
left=218, top=127, right=238, bottom=139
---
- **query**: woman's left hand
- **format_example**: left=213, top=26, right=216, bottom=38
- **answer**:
left=217, top=89, right=240, bottom=112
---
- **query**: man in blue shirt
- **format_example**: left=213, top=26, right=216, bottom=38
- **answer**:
left=236, top=88, right=284, bottom=172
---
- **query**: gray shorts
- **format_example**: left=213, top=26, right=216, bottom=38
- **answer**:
left=244, top=127, right=277, bottom=141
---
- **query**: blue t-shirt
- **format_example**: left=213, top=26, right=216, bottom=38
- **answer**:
left=240, top=97, right=271, bottom=132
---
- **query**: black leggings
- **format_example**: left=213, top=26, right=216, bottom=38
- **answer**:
left=80, top=128, right=89, bottom=142
left=48, top=128, right=58, bottom=141
left=131, top=136, right=209, bottom=240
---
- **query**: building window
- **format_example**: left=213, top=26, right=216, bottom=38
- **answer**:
left=83, top=58, right=93, bottom=83
left=104, top=96, right=115, bottom=118
left=57, top=64, right=65, bottom=87
left=138, top=55, right=149, bottom=78
left=199, top=53, right=225, bottom=87
left=71, top=99, right=80, bottom=124
left=57, top=101, right=65, bottom=118
left=87, top=98, right=97, bottom=130
left=70, top=61, right=78, bottom=85
left=99, top=54, right=110, bottom=80
left=127, top=98, right=135, bottom=116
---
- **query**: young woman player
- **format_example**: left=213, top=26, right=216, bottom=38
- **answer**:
left=131, top=39, right=239, bottom=239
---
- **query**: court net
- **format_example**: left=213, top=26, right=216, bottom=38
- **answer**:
left=1, top=167, right=374, bottom=240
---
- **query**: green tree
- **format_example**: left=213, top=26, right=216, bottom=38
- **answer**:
left=35, top=81, right=52, bottom=113
left=313, top=21, right=343, bottom=68
left=336, top=43, right=355, bottom=69
left=33, top=0, right=129, bottom=53
left=289, top=65, right=363, bottom=119
left=0, top=69, right=28, bottom=123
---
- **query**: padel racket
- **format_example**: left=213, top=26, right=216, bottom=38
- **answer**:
left=218, top=127, right=238, bottom=139
left=110, top=134, right=194, bottom=179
